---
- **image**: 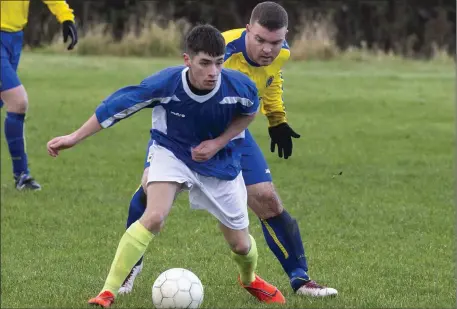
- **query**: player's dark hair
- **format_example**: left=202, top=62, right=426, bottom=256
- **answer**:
left=249, top=1, right=288, bottom=30
left=184, top=24, right=225, bottom=57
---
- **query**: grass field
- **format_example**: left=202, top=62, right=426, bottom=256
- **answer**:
left=1, top=53, right=455, bottom=308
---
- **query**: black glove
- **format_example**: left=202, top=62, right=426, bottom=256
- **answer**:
left=268, top=123, right=301, bottom=159
left=62, top=20, right=78, bottom=50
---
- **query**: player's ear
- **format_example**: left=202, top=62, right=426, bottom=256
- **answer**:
left=246, top=24, right=250, bottom=32
left=183, top=53, right=191, bottom=67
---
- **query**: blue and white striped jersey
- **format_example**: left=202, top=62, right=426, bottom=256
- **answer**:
left=95, top=65, right=259, bottom=180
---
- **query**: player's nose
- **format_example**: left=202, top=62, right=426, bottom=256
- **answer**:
left=208, top=66, right=217, bottom=77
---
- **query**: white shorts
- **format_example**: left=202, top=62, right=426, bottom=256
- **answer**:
left=146, top=143, right=249, bottom=230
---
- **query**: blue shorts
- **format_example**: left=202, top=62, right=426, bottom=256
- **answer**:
left=143, top=129, right=272, bottom=186
left=1, top=31, right=23, bottom=93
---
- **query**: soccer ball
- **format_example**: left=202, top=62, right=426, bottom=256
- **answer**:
left=152, top=268, right=204, bottom=309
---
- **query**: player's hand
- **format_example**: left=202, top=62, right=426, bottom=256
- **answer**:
left=47, top=135, right=78, bottom=157
left=268, top=123, right=300, bottom=159
left=62, top=20, right=78, bottom=50
left=191, top=140, right=223, bottom=162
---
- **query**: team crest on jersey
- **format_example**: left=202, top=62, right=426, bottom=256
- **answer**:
left=266, top=76, right=274, bottom=87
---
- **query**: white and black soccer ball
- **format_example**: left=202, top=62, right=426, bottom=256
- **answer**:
left=152, top=268, right=204, bottom=309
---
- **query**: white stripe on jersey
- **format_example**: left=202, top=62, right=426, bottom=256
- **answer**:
left=219, top=96, right=254, bottom=107
left=100, top=95, right=180, bottom=128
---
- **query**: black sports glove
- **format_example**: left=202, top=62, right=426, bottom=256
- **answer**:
left=268, top=123, right=301, bottom=159
left=62, top=20, right=78, bottom=50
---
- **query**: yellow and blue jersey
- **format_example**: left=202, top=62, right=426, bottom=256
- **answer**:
left=222, top=28, right=290, bottom=127
left=1, top=0, right=75, bottom=32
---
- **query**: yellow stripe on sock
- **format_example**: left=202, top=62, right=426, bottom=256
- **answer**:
left=294, top=277, right=311, bottom=282
left=261, top=219, right=289, bottom=259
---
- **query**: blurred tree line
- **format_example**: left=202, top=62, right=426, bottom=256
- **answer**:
left=24, top=0, right=455, bottom=58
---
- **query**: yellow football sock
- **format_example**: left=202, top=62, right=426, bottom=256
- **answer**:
left=231, top=235, right=258, bottom=285
left=102, top=221, right=154, bottom=296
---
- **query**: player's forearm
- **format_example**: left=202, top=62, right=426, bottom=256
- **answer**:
left=266, top=112, right=287, bottom=127
left=263, top=99, right=287, bottom=127
left=70, top=114, right=103, bottom=144
left=266, top=111, right=287, bottom=127
left=215, top=114, right=257, bottom=147
left=43, top=0, right=75, bottom=23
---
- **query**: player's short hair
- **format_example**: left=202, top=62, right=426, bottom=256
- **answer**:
left=184, top=24, right=225, bottom=57
left=249, top=1, right=288, bottom=30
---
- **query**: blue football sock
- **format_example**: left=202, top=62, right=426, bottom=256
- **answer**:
left=260, top=210, right=310, bottom=291
left=5, top=112, right=29, bottom=177
left=126, top=186, right=147, bottom=267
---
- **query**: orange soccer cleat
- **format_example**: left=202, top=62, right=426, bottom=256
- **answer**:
left=88, top=290, right=115, bottom=308
left=238, top=274, right=286, bottom=304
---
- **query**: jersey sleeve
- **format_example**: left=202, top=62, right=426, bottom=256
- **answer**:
left=95, top=76, right=161, bottom=128
left=262, top=69, right=287, bottom=127
left=42, top=1, right=75, bottom=23
left=238, top=82, right=260, bottom=116
left=262, top=42, right=290, bottom=127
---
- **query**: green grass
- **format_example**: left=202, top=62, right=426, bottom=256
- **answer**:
left=1, top=53, right=455, bottom=308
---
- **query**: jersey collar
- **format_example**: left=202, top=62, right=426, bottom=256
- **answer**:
left=181, top=67, right=221, bottom=103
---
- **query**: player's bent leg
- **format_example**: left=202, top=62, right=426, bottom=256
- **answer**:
left=139, top=181, right=179, bottom=232
left=120, top=163, right=179, bottom=295
left=120, top=142, right=153, bottom=295
left=89, top=181, right=180, bottom=308
left=246, top=181, right=337, bottom=297
left=241, top=131, right=337, bottom=297
left=1, top=85, right=40, bottom=190
left=219, top=224, right=285, bottom=304
left=90, top=144, right=192, bottom=307
left=247, top=182, right=307, bottom=278
left=219, top=225, right=255, bottom=284
left=194, top=169, right=285, bottom=304
left=247, top=181, right=309, bottom=282
left=241, top=131, right=310, bottom=287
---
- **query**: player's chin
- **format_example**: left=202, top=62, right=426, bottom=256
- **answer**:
left=193, top=157, right=208, bottom=162
left=258, top=57, right=273, bottom=65
left=203, top=80, right=217, bottom=89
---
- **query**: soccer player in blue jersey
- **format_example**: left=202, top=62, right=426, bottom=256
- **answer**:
left=47, top=24, right=286, bottom=307
left=121, top=1, right=338, bottom=298
left=1, top=0, right=78, bottom=190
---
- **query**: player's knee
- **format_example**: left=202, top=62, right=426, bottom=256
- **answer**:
left=6, top=96, right=28, bottom=114
left=14, top=97, right=28, bottom=114
left=247, top=182, right=284, bottom=220
left=230, top=239, right=251, bottom=255
left=139, top=211, right=165, bottom=234
left=1, top=86, right=28, bottom=113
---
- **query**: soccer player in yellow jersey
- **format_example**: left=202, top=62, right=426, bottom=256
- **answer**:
left=121, top=1, right=338, bottom=298
left=1, top=0, right=78, bottom=190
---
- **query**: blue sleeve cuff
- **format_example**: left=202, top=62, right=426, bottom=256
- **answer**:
left=95, top=102, right=112, bottom=128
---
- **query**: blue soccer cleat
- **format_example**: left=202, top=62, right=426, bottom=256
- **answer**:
left=15, top=173, right=41, bottom=191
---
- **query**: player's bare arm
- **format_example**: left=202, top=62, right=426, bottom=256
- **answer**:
left=47, top=114, right=102, bottom=157
left=47, top=73, right=160, bottom=158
